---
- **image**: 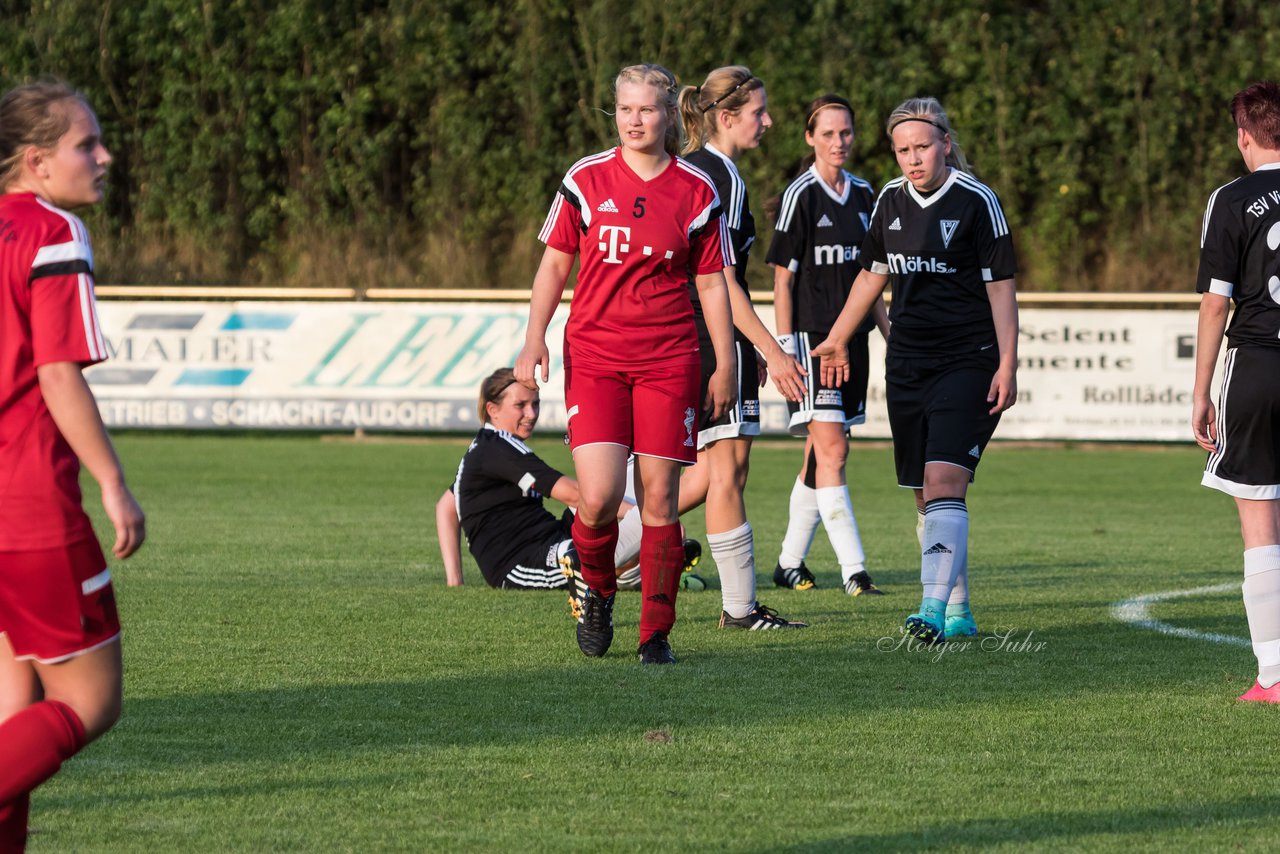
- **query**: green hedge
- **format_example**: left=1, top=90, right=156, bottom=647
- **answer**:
left=2, top=0, right=1275, bottom=290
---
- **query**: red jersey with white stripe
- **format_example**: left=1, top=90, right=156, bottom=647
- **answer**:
left=539, top=148, right=727, bottom=369
left=0, top=192, right=107, bottom=550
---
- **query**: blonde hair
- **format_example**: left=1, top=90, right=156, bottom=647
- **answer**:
left=886, top=96, right=972, bottom=175
left=614, top=63, right=683, bottom=157
left=477, top=367, right=519, bottom=424
left=677, top=65, right=762, bottom=154
left=0, top=80, right=89, bottom=192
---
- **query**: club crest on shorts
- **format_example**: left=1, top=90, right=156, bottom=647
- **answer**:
left=684, top=407, right=696, bottom=447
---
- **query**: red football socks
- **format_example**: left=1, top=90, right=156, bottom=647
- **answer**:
left=0, top=793, right=29, bottom=854
left=0, top=700, right=87, bottom=806
left=638, top=522, right=683, bottom=639
left=571, top=516, right=618, bottom=596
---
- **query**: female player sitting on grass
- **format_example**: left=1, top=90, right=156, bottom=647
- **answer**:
left=435, top=368, right=701, bottom=600
left=0, top=81, right=146, bottom=852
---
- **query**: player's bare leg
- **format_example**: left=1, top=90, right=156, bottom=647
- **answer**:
left=914, top=489, right=927, bottom=547
left=32, top=641, right=123, bottom=741
left=1235, top=497, right=1280, bottom=701
left=704, top=437, right=750, bottom=529
left=0, top=635, right=40, bottom=724
left=678, top=451, right=711, bottom=515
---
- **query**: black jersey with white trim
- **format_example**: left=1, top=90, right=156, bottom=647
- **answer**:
left=767, top=165, right=875, bottom=337
left=1196, top=162, right=1280, bottom=349
left=454, top=424, right=567, bottom=586
left=686, top=145, right=754, bottom=288
left=861, top=169, right=1016, bottom=356
left=685, top=144, right=753, bottom=344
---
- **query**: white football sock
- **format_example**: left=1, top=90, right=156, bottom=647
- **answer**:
left=614, top=504, right=643, bottom=567
left=949, top=563, right=970, bottom=606
left=710, top=521, right=756, bottom=620
left=1243, top=545, right=1280, bottom=689
left=917, top=506, right=974, bottom=603
left=778, top=477, right=820, bottom=569
left=920, top=498, right=967, bottom=603
left=816, top=485, right=866, bottom=582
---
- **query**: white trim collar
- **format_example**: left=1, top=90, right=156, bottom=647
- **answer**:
left=809, top=164, right=851, bottom=205
left=704, top=142, right=740, bottom=176
left=905, top=168, right=959, bottom=208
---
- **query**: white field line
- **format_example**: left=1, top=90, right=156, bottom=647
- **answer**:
left=1111, top=582, right=1249, bottom=647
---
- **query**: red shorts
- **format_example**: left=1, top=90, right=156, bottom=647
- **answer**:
left=0, top=538, right=120, bottom=663
left=565, top=360, right=701, bottom=464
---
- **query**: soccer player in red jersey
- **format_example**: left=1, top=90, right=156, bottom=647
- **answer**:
left=0, top=81, right=146, bottom=851
left=674, top=66, right=808, bottom=630
left=516, top=63, right=736, bottom=665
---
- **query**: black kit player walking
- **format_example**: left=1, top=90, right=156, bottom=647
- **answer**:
left=812, top=96, right=1019, bottom=645
left=674, top=65, right=808, bottom=631
left=768, top=94, right=889, bottom=598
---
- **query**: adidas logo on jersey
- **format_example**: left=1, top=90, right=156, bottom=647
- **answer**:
left=923, top=542, right=952, bottom=555
left=888, top=217, right=902, bottom=231
left=969, top=445, right=981, bottom=459
left=817, top=213, right=834, bottom=228
left=597, top=198, right=619, bottom=213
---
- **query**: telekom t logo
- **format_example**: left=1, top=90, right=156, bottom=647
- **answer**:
left=598, top=225, right=631, bottom=264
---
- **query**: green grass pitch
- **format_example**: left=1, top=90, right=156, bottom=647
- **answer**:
left=29, top=433, right=1273, bottom=851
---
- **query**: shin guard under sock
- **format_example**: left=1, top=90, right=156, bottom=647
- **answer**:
left=1243, top=545, right=1280, bottom=688
left=571, top=515, right=619, bottom=596
left=920, top=498, right=968, bottom=604
left=639, top=523, right=683, bottom=639
left=0, top=700, right=87, bottom=805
